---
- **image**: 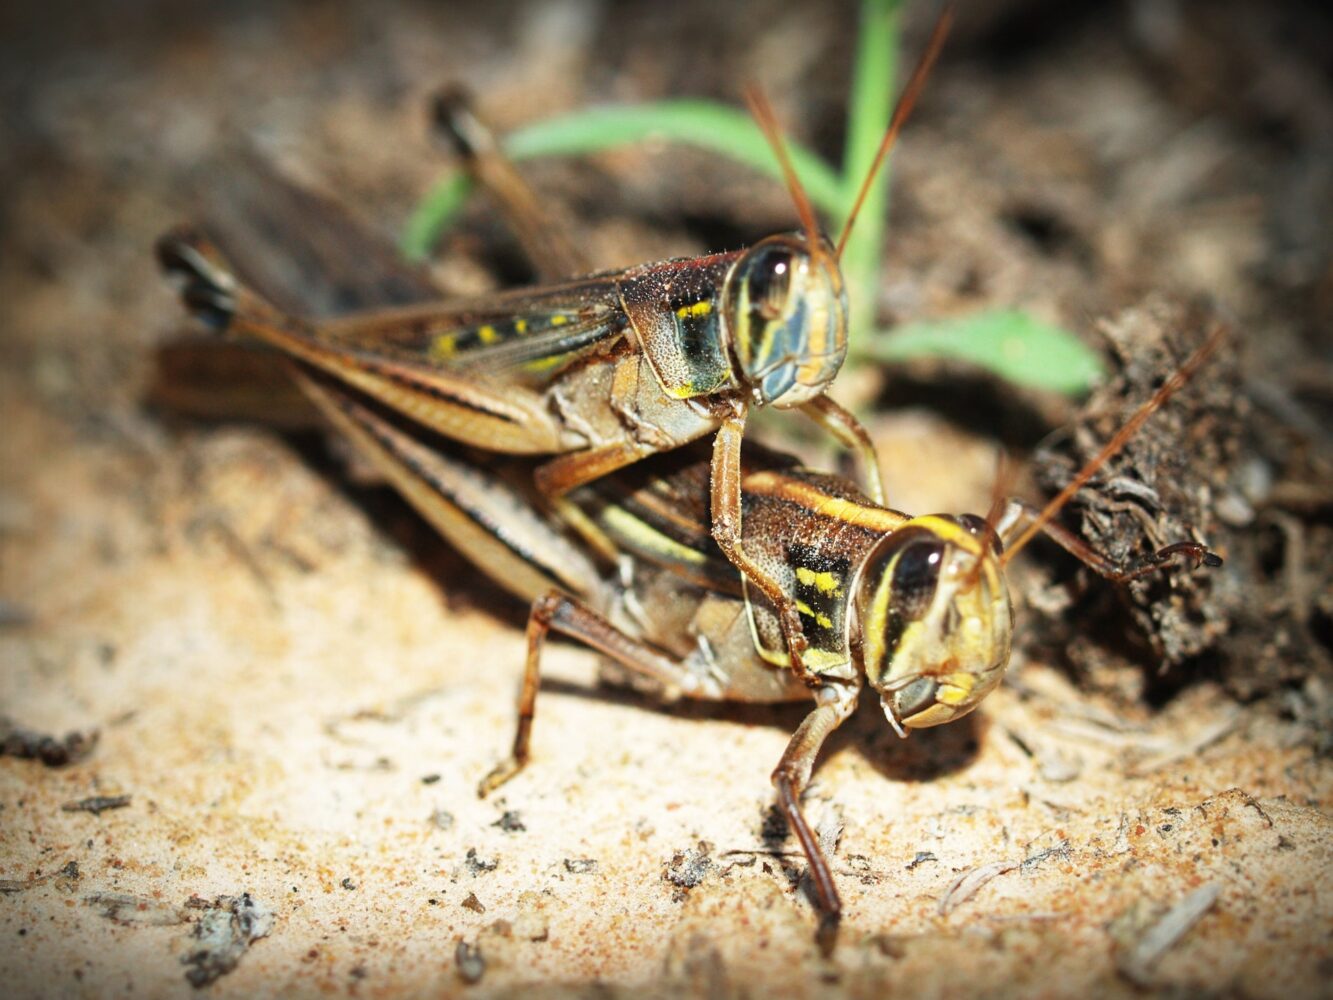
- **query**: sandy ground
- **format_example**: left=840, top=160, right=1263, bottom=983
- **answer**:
left=2, top=2, right=1330, bottom=996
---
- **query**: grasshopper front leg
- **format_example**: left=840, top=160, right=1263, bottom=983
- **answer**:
left=711, top=407, right=816, bottom=684
left=800, top=395, right=886, bottom=506
left=772, top=677, right=861, bottom=954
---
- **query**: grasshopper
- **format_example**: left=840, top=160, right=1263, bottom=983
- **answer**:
left=274, top=337, right=1221, bottom=952
left=155, top=12, right=954, bottom=685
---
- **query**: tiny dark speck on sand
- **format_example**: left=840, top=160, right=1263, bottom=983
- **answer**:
left=564, top=858, right=598, bottom=874
left=493, top=810, right=525, bottom=833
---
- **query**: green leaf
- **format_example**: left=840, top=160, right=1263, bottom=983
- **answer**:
left=402, top=100, right=845, bottom=261
left=856, top=310, right=1104, bottom=395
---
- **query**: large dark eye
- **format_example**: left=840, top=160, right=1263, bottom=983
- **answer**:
left=958, top=513, right=1003, bottom=555
left=892, top=539, right=944, bottom=620
left=747, top=246, right=793, bottom=321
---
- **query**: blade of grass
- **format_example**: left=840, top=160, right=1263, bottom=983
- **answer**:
left=403, top=100, right=844, bottom=261
left=854, top=310, right=1104, bottom=395
left=837, top=0, right=902, bottom=344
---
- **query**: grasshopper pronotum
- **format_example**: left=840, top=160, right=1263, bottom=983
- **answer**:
left=156, top=12, right=954, bottom=687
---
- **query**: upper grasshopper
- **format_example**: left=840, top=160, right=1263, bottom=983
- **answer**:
left=156, top=12, right=954, bottom=686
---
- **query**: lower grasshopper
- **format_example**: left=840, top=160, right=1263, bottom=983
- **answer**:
left=155, top=11, right=955, bottom=685
left=277, top=334, right=1220, bottom=951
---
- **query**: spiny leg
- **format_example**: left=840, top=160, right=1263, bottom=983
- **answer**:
left=770, top=679, right=861, bottom=955
left=430, top=86, right=591, bottom=282
left=710, top=409, right=814, bottom=683
left=994, top=498, right=1222, bottom=581
left=532, top=438, right=658, bottom=498
left=480, top=589, right=712, bottom=797
left=800, top=394, right=886, bottom=506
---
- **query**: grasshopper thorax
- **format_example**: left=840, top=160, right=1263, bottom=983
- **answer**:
left=854, top=514, right=1014, bottom=733
left=722, top=234, right=848, bottom=409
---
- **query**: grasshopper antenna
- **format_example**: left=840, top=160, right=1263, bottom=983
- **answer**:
left=745, top=86, right=824, bottom=260
left=834, top=4, right=954, bottom=261
left=1001, top=324, right=1228, bottom=565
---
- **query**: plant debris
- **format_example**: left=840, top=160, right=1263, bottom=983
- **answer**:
left=1031, top=301, right=1238, bottom=669
left=938, top=860, right=1019, bottom=916
left=85, top=891, right=188, bottom=927
left=61, top=794, right=131, bottom=816
left=1115, top=883, right=1222, bottom=986
left=180, top=893, right=274, bottom=988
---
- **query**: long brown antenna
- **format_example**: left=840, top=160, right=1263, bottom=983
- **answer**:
left=835, top=4, right=954, bottom=260
left=745, top=87, right=823, bottom=256
left=1002, top=324, right=1227, bottom=565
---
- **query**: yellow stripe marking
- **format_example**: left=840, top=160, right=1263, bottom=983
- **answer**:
left=515, top=318, right=528, bottom=334
left=600, top=506, right=707, bottom=566
left=795, top=567, right=841, bottom=595
left=745, top=472, right=909, bottom=533
left=477, top=324, right=499, bottom=344
left=936, top=673, right=976, bottom=706
left=912, top=514, right=983, bottom=553
left=795, top=600, right=833, bottom=630
left=675, top=300, right=712, bottom=319
left=550, top=314, right=569, bottom=326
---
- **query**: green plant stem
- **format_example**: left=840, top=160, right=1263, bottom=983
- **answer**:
left=838, top=0, right=901, bottom=345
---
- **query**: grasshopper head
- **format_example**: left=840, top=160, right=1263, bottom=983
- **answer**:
left=723, top=234, right=848, bottom=409
left=855, top=515, right=1014, bottom=733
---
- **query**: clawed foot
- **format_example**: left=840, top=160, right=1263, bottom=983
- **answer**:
left=477, top=757, right=524, bottom=798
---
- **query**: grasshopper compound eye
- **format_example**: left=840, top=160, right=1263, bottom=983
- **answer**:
left=724, top=234, right=848, bottom=409
left=855, top=518, right=1014, bottom=734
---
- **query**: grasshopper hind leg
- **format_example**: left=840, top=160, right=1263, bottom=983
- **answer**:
left=479, top=590, right=717, bottom=797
